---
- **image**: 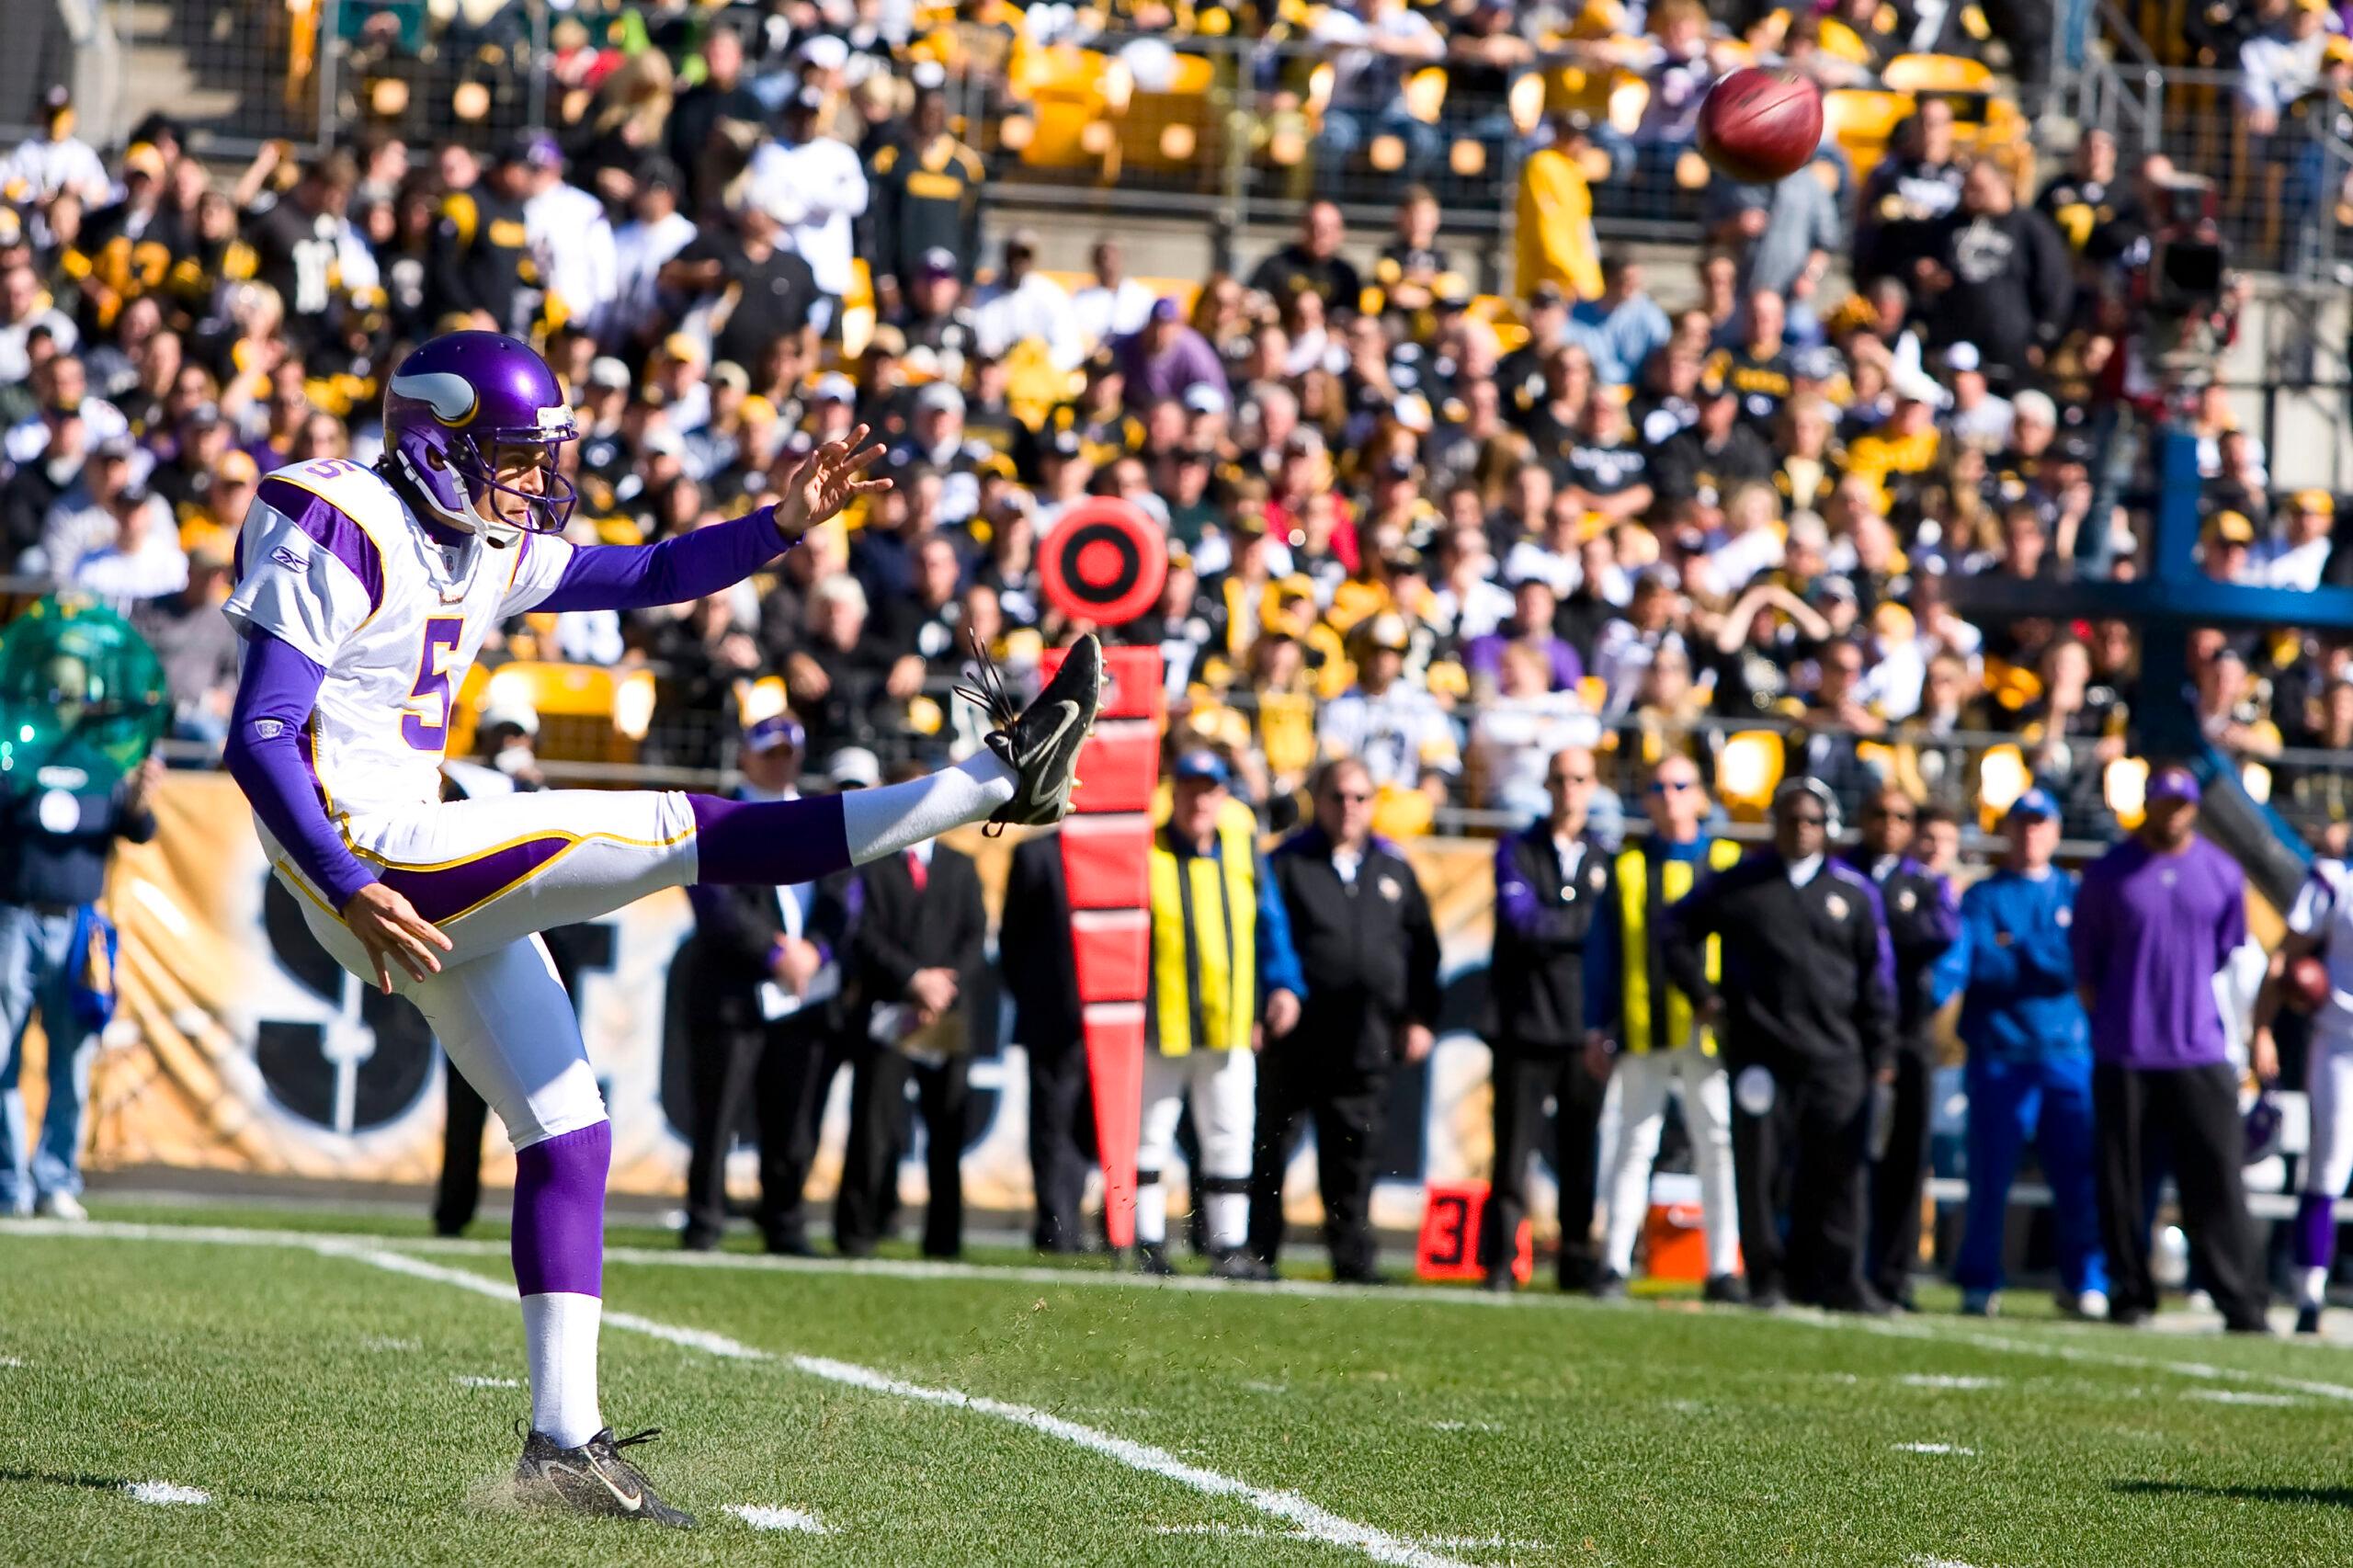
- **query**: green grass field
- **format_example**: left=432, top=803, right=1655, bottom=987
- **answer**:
left=6, top=1203, right=2353, bottom=1567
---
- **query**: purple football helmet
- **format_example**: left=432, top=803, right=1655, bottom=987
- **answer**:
left=382, top=331, right=578, bottom=540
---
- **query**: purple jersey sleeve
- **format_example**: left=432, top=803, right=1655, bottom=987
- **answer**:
left=222, top=629, right=377, bottom=908
left=531, top=506, right=794, bottom=614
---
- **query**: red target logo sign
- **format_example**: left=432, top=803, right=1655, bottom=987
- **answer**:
left=1039, top=497, right=1168, bottom=629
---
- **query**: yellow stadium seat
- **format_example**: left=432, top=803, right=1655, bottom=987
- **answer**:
left=2104, top=755, right=2148, bottom=830
left=1976, top=744, right=2030, bottom=831
left=1824, top=88, right=1912, bottom=184
left=1403, top=65, right=1449, bottom=125
left=1716, top=730, right=1785, bottom=821
left=451, top=661, right=643, bottom=766
left=1006, top=42, right=1119, bottom=172
left=2243, top=760, right=2273, bottom=804
left=1880, top=53, right=1995, bottom=94
left=1119, top=50, right=1220, bottom=176
left=1856, top=740, right=1897, bottom=782
left=733, top=675, right=790, bottom=727
left=1577, top=675, right=1608, bottom=712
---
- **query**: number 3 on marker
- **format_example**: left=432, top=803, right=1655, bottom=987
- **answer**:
left=402, top=617, right=464, bottom=750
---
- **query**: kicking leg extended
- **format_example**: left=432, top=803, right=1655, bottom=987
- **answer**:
left=305, top=639, right=1105, bottom=986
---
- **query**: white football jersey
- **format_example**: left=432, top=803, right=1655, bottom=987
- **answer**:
left=222, top=457, right=574, bottom=824
left=2288, top=858, right=2353, bottom=1032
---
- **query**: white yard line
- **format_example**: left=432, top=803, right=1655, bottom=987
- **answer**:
left=290, top=1241, right=1479, bottom=1568
left=17, top=1218, right=2353, bottom=1407
left=123, top=1481, right=210, bottom=1506
left=726, top=1503, right=828, bottom=1533
left=1891, top=1443, right=1977, bottom=1456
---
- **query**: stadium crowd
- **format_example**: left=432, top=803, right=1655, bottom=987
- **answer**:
left=6, top=0, right=2353, bottom=1308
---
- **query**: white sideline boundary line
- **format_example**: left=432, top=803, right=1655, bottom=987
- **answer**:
left=15, top=1218, right=2353, bottom=1406
left=94, top=1233, right=1476, bottom=1568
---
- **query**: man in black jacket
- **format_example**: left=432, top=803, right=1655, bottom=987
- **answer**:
left=1000, top=829, right=1095, bottom=1254
left=1915, top=160, right=2072, bottom=392
left=677, top=716, right=850, bottom=1253
left=1251, top=759, right=1441, bottom=1282
left=1483, top=744, right=1614, bottom=1290
left=836, top=762, right=990, bottom=1258
left=1665, top=777, right=1896, bottom=1312
left=1844, top=789, right=1960, bottom=1309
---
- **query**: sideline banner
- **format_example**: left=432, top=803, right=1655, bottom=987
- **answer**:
left=75, top=774, right=1520, bottom=1233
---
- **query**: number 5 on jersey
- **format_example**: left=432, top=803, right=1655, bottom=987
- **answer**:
left=402, top=617, right=464, bottom=750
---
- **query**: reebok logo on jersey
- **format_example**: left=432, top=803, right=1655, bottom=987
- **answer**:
left=269, top=545, right=308, bottom=572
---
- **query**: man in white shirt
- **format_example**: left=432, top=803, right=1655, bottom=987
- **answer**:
left=1315, top=614, right=1460, bottom=809
left=517, top=134, right=619, bottom=332
left=608, top=162, right=698, bottom=342
left=0, top=261, right=76, bottom=386
left=1938, top=341, right=2014, bottom=447
left=2259, top=489, right=2339, bottom=591
left=746, top=86, right=870, bottom=325
left=6, top=355, right=127, bottom=467
left=972, top=228, right=1083, bottom=371
left=6, top=89, right=109, bottom=205
left=1071, top=237, right=1155, bottom=351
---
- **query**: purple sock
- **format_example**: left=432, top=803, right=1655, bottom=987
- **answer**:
left=513, top=1121, right=610, bottom=1298
left=2298, top=1191, right=2337, bottom=1272
left=688, top=792, right=849, bottom=886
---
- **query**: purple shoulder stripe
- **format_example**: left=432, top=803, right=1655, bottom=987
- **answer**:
left=256, top=475, right=386, bottom=615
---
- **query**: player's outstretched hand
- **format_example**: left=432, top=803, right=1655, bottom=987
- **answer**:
left=773, top=425, right=892, bottom=540
left=340, top=882, right=455, bottom=994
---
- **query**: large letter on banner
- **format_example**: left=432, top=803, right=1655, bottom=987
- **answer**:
left=1038, top=497, right=1166, bottom=1256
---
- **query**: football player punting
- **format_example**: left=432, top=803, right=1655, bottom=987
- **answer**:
left=221, top=331, right=1102, bottom=1524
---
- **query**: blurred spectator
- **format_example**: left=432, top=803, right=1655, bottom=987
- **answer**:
left=1515, top=120, right=1602, bottom=301
left=1138, top=751, right=1305, bottom=1278
left=836, top=759, right=986, bottom=1259
left=129, top=528, right=239, bottom=744
left=1484, top=744, right=1612, bottom=1290
left=1570, top=253, right=1672, bottom=388
left=1308, top=0, right=1445, bottom=182
left=973, top=229, right=1080, bottom=371
left=1951, top=789, right=2109, bottom=1318
left=1913, top=161, right=2072, bottom=390
left=867, top=87, right=984, bottom=305
left=1319, top=614, right=1460, bottom=810
left=1593, top=755, right=1745, bottom=1299
left=1073, top=237, right=1155, bottom=351
left=749, top=85, right=870, bottom=330
left=1468, top=642, right=1601, bottom=819
left=1001, top=830, right=1093, bottom=1254
left=1665, top=778, right=1896, bottom=1312
left=2073, top=767, right=2270, bottom=1333
left=36, top=435, right=185, bottom=603
left=1248, top=202, right=1364, bottom=314
left=0, top=752, right=160, bottom=1220
left=1253, top=758, right=1440, bottom=1282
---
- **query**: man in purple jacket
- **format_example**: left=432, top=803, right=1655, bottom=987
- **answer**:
left=2072, top=765, right=2270, bottom=1333
left=1112, top=296, right=1227, bottom=410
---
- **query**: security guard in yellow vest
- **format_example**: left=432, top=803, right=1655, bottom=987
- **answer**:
left=1591, top=756, right=1746, bottom=1301
left=1141, top=751, right=1307, bottom=1279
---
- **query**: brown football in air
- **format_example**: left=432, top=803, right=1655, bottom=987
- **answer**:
left=1697, top=66, right=1825, bottom=185
left=2288, top=953, right=2332, bottom=1013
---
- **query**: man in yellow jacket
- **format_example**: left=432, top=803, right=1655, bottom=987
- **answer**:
left=1141, top=751, right=1307, bottom=1279
left=1516, top=117, right=1605, bottom=302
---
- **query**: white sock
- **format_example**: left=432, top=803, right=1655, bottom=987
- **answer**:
left=1206, top=1191, right=1248, bottom=1252
left=840, top=754, right=1017, bottom=864
left=2301, top=1266, right=2330, bottom=1310
left=1136, top=1175, right=1166, bottom=1245
left=522, top=1291, right=604, bottom=1449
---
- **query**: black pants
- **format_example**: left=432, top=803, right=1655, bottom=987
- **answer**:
left=1028, top=1033, right=1094, bottom=1252
left=756, top=1021, right=849, bottom=1250
left=1731, top=1055, right=1871, bottom=1306
left=1247, top=1045, right=1389, bottom=1278
left=837, top=1046, right=969, bottom=1258
left=434, top=1057, right=490, bottom=1237
left=682, top=1014, right=840, bottom=1248
left=1483, top=1044, right=1608, bottom=1287
left=2093, top=1061, right=2267, bottom=1327
left=1868, top=1045, right=1936, bottom=1303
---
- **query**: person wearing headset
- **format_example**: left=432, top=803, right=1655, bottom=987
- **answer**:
left=1662, top=777, right=1898, bottom=1312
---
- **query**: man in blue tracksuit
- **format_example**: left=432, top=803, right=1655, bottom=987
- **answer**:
left=1951, top=788, right=2109, bottom=1316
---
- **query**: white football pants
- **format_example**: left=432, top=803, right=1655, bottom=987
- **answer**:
left=1135, top=1047, right=1256, bottom=1250
left=1598, top=1047, right=1740, bottom=1279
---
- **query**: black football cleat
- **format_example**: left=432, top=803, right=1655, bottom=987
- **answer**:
left=1702, top=1273, right=1750, bottom=1306
left=515, top=1425, right=696, bottom=1528
left=1134, top=1242, right=1176, bottom=1277
left=959, top=632, right=1104, bottom=834
left=2297, top=1304, right=2324, bottom=1335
